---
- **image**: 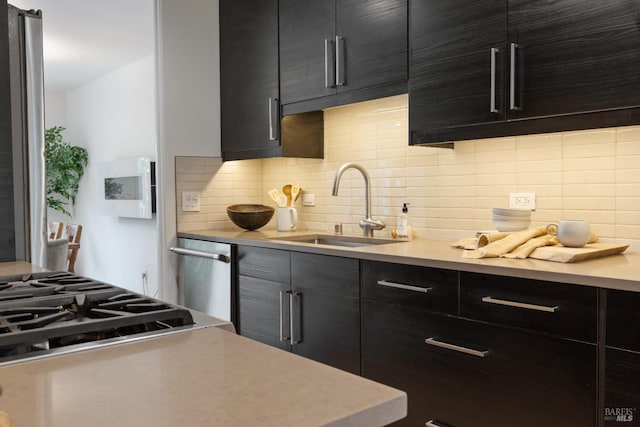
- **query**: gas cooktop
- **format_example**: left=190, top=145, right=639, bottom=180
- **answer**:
left=0, top=271, right=199, bottom=366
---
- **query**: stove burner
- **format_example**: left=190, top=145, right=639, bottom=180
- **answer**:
left=0, top=272, right=194, bottom=365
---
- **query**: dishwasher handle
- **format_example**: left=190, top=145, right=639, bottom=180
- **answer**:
left=169, top=247, right=231, bottom=263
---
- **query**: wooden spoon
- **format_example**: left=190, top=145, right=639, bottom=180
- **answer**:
left=282, top=184, right=292, bottom=207
left=291, top=183, right=301, bottom=205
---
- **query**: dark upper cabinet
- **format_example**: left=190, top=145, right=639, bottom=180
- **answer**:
left=508, top=0, right=640, bottom=119
left=279, top=0, right=407, bottom=112
left=410, top=0, right=507, bottom=131
left=279, top=0, right=336, bottom=105
left=219, top=0, right=324, bottom=161
left=410, top=0, right=640, bottom=145
left=219, top=0, right=280, bottom=160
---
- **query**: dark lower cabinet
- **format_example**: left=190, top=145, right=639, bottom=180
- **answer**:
left=604, top=348, right=640, bottom=426
left=362, top=300, right=597, bottom=427
left=237, top=246, right=360, bottom=374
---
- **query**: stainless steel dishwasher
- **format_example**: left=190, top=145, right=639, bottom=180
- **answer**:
left=170, top=238, right=234, bottom=324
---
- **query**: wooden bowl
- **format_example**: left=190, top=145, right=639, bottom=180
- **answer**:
left=227, top=204, right=275, bottom=230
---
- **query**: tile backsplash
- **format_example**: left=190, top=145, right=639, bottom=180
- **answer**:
left=176, top=94, right=640, bottom=252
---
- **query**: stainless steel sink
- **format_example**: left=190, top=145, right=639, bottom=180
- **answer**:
left=271, top=234, right=400, bottom=247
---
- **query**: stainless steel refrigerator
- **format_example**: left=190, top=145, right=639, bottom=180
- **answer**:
left=1, top=2, right=46, bottom=265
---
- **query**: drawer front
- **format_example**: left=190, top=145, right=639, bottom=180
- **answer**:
left=606, top=289, right=640, bottom=352
left=460, top=272, right=597, bottom=342
left=604, top=347, right=640, bottom=426
left=362, top=260, right=458, bottom=314
left=291, top=252, right=359, bottom=298
left=237, top=245, right=290, bottom=284
left=362, top=300, right=597, bottom=427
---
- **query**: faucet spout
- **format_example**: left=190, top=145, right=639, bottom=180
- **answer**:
left=331, top=162, right=385, bottom=237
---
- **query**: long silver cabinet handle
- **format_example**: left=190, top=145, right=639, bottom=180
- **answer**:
left=509, top=42, right=520, bottom=111
left=287, top=291, right=302, bottom=344
left=268, top=97, right=279, bottom=141
left=482, top=296, right=559, bottom=313
left=377, top=280, right=432, bottom=294
left=169, top=247, right=230, bottom=263
left=279, top=291, right=290, bottom=342
left=490, top=47, right=499, bottom=113
left=335, top=35, right=344, bottom=86
left=324, top=39, right=333, bottom=88
left=425, top=337, right=489, bottom=358
left=426, top=420, right=451, bottom=427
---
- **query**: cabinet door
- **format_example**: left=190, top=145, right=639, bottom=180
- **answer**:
left=238, top=275, right=290, bottom=350
left=237, top=246, right=290, bottom=349
left=220, top=0, right=280, bottom=160
left=291, top=252, right=360, bottom=374
left=336, top=0, right=407, bottom=93
left=508, top=0, right=640, bottom=119
left=362, top=300, right=597, bottom=427
left=279, top=0, right=336, bottom=105
left=604, top=348, right=640, bottom=426
left=606, top=289, right=640, bottom=352
left=410, top=0, right=507, bottom=136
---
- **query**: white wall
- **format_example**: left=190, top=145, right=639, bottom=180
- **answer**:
left=64, top=54, right=159, bottom=296
left=44, top=90, right=67, bottom=129
left=156, top=0, right=220, bottom=302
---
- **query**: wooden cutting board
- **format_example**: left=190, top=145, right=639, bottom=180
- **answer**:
left=529, top=243, right=629, bottom=263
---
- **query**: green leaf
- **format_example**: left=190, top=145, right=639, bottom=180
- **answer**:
left=45, top=126, right=88, bottom=217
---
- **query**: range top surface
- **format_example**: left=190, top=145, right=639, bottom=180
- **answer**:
left=0, top=271, right=195, bottom=366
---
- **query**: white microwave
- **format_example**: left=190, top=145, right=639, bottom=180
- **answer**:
left=100, top=157, right=156, bottom=219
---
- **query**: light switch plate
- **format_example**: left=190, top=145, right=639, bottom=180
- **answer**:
left=182, top=191, right=201, bottom=212
left=302, top=193, right=315, bottom=207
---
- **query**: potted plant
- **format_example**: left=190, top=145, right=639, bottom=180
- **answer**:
left=45, top=126, right=89, bottom=217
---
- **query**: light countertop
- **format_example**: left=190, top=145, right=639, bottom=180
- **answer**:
left=179, top=228, right=640, bottom=292
left=0, top=326, right=406, bottom=427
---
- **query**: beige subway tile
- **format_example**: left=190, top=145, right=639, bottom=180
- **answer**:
left=563, top=143, right=615, bottom=159
left=562, top=156, right=615, bottom=171
left=615, top=198, right=640, bottom=211
left=563, top=128, right=616, bottom=145
left=616, top=155, right=640, bottom=170
left=616, top=125, right=640, bottom=143
left=617, top=183, right=640, bottom=197
left=562, top=197, right=616, bottom=211
left=563, top=183, right=616, bottom=198
left=616, top=224, right=640, bottom=240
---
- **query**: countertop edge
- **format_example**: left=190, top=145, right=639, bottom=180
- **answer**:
left=178, top=229, right=640, bottom=292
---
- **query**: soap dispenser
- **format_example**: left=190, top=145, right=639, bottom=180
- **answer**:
left=397, top=203, right=410, bottom=239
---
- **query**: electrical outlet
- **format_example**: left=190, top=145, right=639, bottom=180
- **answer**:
left=302, top=193, right=316, bottom=207
left=182, top=191, right=201, bottom=212
left=509, top=192, right=536, bottom=210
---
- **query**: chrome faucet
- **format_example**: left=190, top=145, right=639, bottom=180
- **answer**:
left=331, top=162, right=386, bottom=238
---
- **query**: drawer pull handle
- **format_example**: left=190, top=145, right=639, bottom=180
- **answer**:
left=425, top=338, right=489, bottom=358
left=482, top=296, right=559, bottom=313
left=426, top=420, right=452, bottom=427
left=377, top=280, right=432, bottom=294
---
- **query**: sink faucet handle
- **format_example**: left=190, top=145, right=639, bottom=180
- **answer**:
left=360, top=218, right=386, bottom=234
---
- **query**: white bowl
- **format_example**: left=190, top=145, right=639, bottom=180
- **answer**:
left=492, top=208, right=532, bottom=217
left=492, top=218, right=531, bottom=232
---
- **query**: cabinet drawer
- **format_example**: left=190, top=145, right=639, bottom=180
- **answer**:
left=362, top=261, right=458, bottom=314
left=606, top=289, right=640, bottom=352
left=237, top=246, right=290, bottom=284
left=291, top=252, right=359, bottom=298
left=362, top=300, right=597, bottom=427
left=460, top=272, right=597, bottom=342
